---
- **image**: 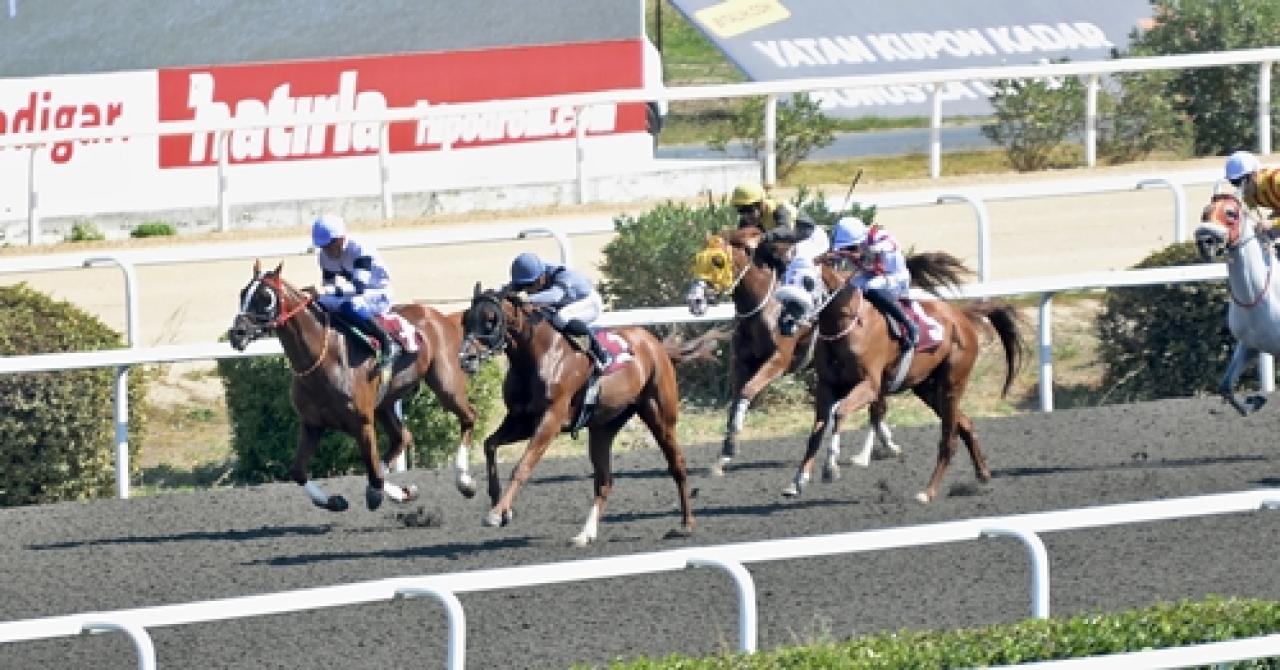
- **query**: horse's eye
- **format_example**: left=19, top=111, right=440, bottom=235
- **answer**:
left=711, top=256, right=725, bottom=269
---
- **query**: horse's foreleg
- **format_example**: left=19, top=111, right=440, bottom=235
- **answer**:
left=374, top=403, right=420, bottom=505
left=487, top=410, right=563, bottom=528
left=354, top=421, right=389, bottom=511
left=785, top=386, right=839, bottom=497
left=714, top=356, right=754, bottom=476
left=293, top=424, right=348, bottom=512
left=480, top=413, right=538, bottom=526
left=424, top=357, right=480, bottom=498
left=1221, top=343, right=1266, bottom=416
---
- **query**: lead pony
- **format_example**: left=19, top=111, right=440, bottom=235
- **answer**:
left=686, top=227, right=901, bottom=476
left=228, top=260, right=480, bottom=512
left=459, top=284, right=707, bottom=546
left=1195, top=191, right=1280, bottom=415
left=794, top=252, right=1026, bottom=503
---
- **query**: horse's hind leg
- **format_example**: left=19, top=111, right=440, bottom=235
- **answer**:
left=374, top=402, right=420, bottom=504
left=293, top=423, right=348, bottom=512
left=915, top=383, right=961, bottom=504
left=424, top=353, right=481, bottom=498
left=636, top=397, right=696, bottom=537
left=714, top=354, right=755, bottom=476
left=848, top=399, right=903, bottom=468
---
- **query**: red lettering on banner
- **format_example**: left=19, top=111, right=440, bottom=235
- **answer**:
left=0, top=90, right=126, bottom=163
left=158, top=40, right=646, bottom=168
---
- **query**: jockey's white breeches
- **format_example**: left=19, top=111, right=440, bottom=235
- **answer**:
left=558, top=292, right=604, bottom=325
left=318, top=288, right=392, bottom=320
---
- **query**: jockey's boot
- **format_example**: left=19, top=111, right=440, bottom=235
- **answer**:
left=367, top=317, right=402, bottom=380
left=865, top=288, right=918, bottom=351
left=566, top=319, right=610, bottom=372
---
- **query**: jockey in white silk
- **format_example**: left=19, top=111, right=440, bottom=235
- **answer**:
left=773, top=212, right=830, bottom=335
left=832, top=216, right=943, bottom=349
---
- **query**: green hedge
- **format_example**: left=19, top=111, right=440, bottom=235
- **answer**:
left=216, top=353, right=503, bottom=483
left=0, top=283, right=147, bottom=505
left=594, top=596, right=1280, bottom=669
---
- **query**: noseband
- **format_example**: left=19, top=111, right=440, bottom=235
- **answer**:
left=463, top=292, right=513, bottom=362
left=238, top=274, right=329, bottom=376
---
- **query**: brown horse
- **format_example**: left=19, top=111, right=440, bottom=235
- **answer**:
left=458, top=283, right=698, bottom=546
left=789, top=251, right=1026, bottom=503
left=686, top=227, right=900, bottom=477
left=227, top=260, right=480, bottom=512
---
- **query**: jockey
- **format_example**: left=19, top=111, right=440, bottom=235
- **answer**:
left=772, top=212, right=831, bottom=336
left=310, top=213, right=401, bottom=377
left=1224, top=150, right=1280, bottom=237
left=507, top=251, right=612, bottom=372
left=831, top=216, right=940, bottom=351
left=731, top=182, right=795, bottom=234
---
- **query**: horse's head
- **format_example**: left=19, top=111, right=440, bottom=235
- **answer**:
left=1196, top=192, right=1255, bottom=261
left=687, top=232, right=734, bottom=315
left=228, top=259, right=297, bottom=351
left=459, top=282, right=523, bottom=375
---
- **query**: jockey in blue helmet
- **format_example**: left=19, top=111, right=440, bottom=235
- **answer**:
left=311, top=214, right=401, bottom=377
left=507, top=251, right=611, bottom=371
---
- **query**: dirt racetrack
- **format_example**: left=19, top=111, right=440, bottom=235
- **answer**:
left=2, top=395, right=1279, bottom=669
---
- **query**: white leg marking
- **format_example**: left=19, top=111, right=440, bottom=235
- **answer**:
left=730, top=398, right=749, bottom=433
left=304, top=480, right=329, bottom=506
left=850, top=429, right=875, bottom=468
left=571, top=505, right=600, bottom=547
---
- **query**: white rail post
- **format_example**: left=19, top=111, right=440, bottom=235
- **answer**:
left=1085, top=73, right=1099, bottom=168
left=396, top=585, right=467, bottom=670
left=929, top=83, right=943, bottom=179
left=83, top=255, right=139, bottom=499
left=378, top=122, right=394, bottom=220
left=574, top=105, right=587, bottom=205
left=26, top=145, right=39, bottom=246
left=216, top=130, right=230, bottom=232
left=517, top=227, right=574, bottom=267
left=1038, top=292, right=1055, bottom=412
left=981, top=527, right=1050, bottom=619
left=1261, top=354, right=1275, bottom=394
left=1259, top=61, right=1273, bottom=156
left=935, top=194, right=991, bottom=283
left=687, top=557, right=758, bottom=653
left=763, top=93, right=778, bottom=187
left=1135, top=178, right=1187, bottom=242
left=82, top=621, right=156, bottom=670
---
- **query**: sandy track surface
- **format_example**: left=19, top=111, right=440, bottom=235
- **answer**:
left=1, top=396, right=1277, bottom=669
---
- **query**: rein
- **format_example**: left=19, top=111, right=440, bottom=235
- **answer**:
left=1215, top=202, right=1275, bottom=309
left=817, top=284, right=859, bottom=341
left=260, top=276, right=330, bottom=377
left=728, top=247, right=776, bottom=320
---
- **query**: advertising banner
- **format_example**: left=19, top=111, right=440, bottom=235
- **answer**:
left=670, top=0, right=1153, bottom=118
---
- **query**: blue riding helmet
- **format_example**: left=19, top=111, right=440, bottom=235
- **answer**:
left=832, top=215, right=868, bottom=249
left=510, top=252, right=545, bottom=286
left=311, top=214, right=346, bottom=248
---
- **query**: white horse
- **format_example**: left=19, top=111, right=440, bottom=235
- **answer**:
left=1194, top=192, right=1280, bottom=415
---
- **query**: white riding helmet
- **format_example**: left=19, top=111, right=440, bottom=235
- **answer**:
left=831, top=216, right=868, bottom=249
left=311, top=214, right=346, bottom=247
left=1225, top=150, right=1260, bottom=181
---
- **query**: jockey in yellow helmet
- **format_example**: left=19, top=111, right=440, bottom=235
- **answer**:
left=731, top=182, right=795, bottom=234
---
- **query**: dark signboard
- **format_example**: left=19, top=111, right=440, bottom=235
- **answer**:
left=670, top=0, right=1153, bottom=117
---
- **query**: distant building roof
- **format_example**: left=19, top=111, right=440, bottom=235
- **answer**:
left=0, top=0, right=641, bottom=76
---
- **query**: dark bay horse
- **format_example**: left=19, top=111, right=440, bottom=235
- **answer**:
left=227, top=260, right=480, bottom=512
left=791, top=252, right=1026, bottom=503
left=459, top=284, right=700, bottom=546
left=686, top=227, right=900, bottom=476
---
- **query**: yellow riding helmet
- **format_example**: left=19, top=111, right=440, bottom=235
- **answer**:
left=731, top=182, right=766, bottom=207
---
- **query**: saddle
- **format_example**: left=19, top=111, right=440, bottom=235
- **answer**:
left=565, top=328, right=633, bottom=438
left=330, top=310, right=421, bottom=355
left=882, top=299, right=944, bottom=353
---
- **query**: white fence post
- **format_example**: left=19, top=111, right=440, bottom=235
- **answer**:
left=687, top=557, right=758, bottom=653
left=26, top=146, right=39, bottom=246
left=83, top=256, right=139, bottom=499
left=396, top=585, right=466, bottom=670
left=981, top=527, right=1050, bottom=619
left=1259, top=60, right=1273, bottom=156
left=1135, top=178, right=1188, bottom=242
left=378, top=122, right=394, bottom=220
left=216, top=130, right=230, bottom=232
left=82, top=621, right=156, bottom=670
left=517, top=227, right=574, bottom=267
left=763, top=94, right=778, bottom=187
left=1085, top=73, right=1099, bottom=168
left=935, top=193, right=991, bottom=283
left=1038, top=293, right=1056, bottom=412
left=574, top=105, right=587, bottom=205
left=929, top=83, right=942, bottom=179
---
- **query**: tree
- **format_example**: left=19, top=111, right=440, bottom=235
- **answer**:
left=1127, top=0, right=1280, bottom=154
left=708, top=93, right=837, bottom=180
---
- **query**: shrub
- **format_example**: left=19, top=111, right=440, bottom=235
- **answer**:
left=131, top=222, right=177, bottom=238
left=216, top=351, right=504, bottom=483
left=982, top=71, right=1086, bottom=172
left=708, top=93, right=837, bottom=180
left=1095, top=69, right=1193, bottom=164
left=1095, top=242, right=1233, bottom=403
left=0, top=284, right=147, bottom=505
left=66, top=221, right=104, bottom=242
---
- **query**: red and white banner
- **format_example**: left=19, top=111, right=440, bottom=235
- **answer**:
left=156, top=40, right=647, bottom=168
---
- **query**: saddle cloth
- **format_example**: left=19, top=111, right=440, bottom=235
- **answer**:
left=374, top=313, right=421, bottom=353
left=900, top=299, right=944, bottom=352
left=593, top=328, right=633, bottom=375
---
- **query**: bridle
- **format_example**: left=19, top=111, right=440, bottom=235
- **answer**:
left=1206, top=194, right=1274, bottom=309
left=461, top=290, right=513, bottom=367
left=235, top=273, right=330, bottom=376
left=813, top=253, right=860, bottom=341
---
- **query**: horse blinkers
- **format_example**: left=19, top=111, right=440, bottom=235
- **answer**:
left=228, top=271, right=282, bottom=351
left=460, top=291, right=510, bottom=374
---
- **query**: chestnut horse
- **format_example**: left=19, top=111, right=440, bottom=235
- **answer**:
left=1196, top=191, right=1280, bottom=415
left=228, top=260, right=480, bottom=512
left=686, top=227, right=900, bottom=476
left=790, top=252, right=1026, bottom=503
left=459, top=284, right=699, bottom=546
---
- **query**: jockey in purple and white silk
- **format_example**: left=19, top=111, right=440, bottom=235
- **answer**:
left=311, top=214, right=403, bottom=375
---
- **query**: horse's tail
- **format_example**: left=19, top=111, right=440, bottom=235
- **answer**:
left=963, top=300, right=1027, bottom=397
left=661, top=326, right=730, bottom=365
left=906, top=252, right=972, bottom=297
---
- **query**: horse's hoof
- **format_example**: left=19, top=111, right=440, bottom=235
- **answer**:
left=482, top=511, right=502, bottom=527
left=320, top=495, right=348, bottom=512
left=822, top=464, right=840, bottom=482
left=663, top=525, right=695, bottom=540
left=403, top=484, right=420, bottom=502
left=710, top=457, right=730, bottom=477
left=366, top=487, right=385, bottom=511
left=569, top=532, right=595, bottom=547
left=914, top=491, right=932, bottom=504
left=1247, top=395, right=1268, bottom=413
left=875, top=444, right=903, bottom=459
left=781, top=483, right=801, bottom=497
left=456, top=481, right=478, bottom=499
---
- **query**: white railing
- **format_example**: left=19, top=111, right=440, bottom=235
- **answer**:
left=0, top=489, right=1274, bottom=670
left=3, top=47, right=1276, bottom=237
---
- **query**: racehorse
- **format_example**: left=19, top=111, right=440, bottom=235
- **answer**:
left=789, top=251, right=1026, bottom=503
left=459, top=283, right=704, bottom=546
left=227, top=260, right=481, bottom=512
left=686, top=227, right=901, bottom=477
left=1195, top=191, right=1280, bottom=415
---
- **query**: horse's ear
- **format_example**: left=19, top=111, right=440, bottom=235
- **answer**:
left=252, top=259, right=262, bottom=277
left=274, top=261, right=284, bottom=276
left=473, top=281, right=482, bottom=297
